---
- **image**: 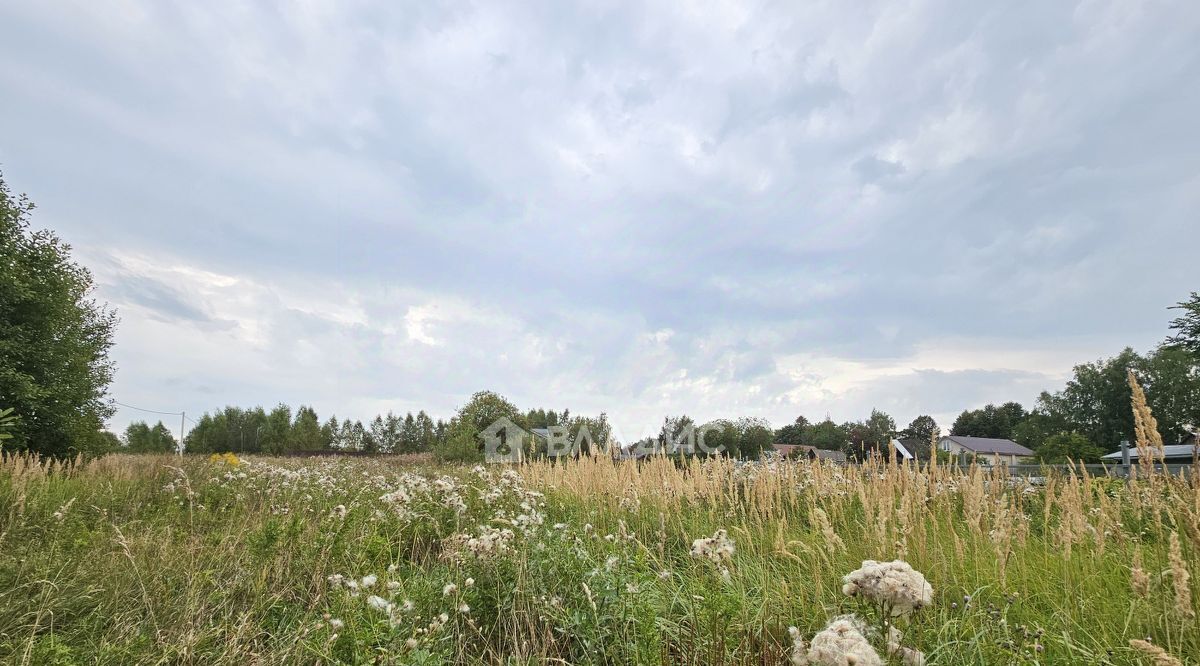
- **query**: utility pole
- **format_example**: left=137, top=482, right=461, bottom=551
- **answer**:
left=179, top=411, right=186, bottom=457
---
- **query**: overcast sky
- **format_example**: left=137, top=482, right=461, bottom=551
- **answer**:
left=2, top=1, right=1198, bottom=439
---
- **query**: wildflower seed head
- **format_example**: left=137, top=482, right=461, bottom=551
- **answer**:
left=366, top=595, right=392, bottom=613
left=842, top=560, right=933, bottom=615
left=803, top=616, right=883, bottom=666
left=690, top=529, right=735, bottom=563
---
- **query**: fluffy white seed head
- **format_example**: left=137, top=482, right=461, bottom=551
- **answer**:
left=842, top=560, right=933, bottom=615
left=804, top=616, right=883, bottom=666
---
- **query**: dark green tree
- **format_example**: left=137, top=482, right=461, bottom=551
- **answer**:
left=261, top=404, right=292, bottom=454
left=1167, top=292, right=1200, bottom=358
left=94, top=430, right=120, bottom=453
left=567, top=412, right=613, bottom=456
left=803, top=418, right=849, bottom=452
left=0, top=173, right=118, bottom=456
left=123, top=420, right=177, bottom=453
left=353, top=420, right=373, bottom=453
left=435, top=390, right=523, bottom=462
left=1139, top=345, right=1200, bottom=444
left=1036, top=431, right=1104, bottom=464
left=951, top=402, right=1026, bottom=440
left=658, top=415, right=696, bottom=454
left=698, top=419, right=739, bottom=458
left=415, top=411, right=436, bottom=451
left=379, top=412, right=401, bottom=453
left=775, top=415, right=809, bottom=447
left=292, top=406, right=323, bottom=451
left=1011, top=392, right=1073, bottom=454
left=899, top=415, right=939, bottom=459
left=735, top=417, right=774, bottom=460
left=321, top=416, right=340, bottom=450
left=400, top=412, right=420, bottom=453
left=1056, top=348, right=1143, bottom=451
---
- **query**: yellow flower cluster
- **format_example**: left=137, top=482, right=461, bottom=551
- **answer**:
left=208, top=452, right=241, bottom=467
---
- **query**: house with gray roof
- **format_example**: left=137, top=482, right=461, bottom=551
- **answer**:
left=772, top=443, right=847, bottom=463
left=1102, top=443, right=1199, bottom=464
left=938, top=435, right=1035, bottom=466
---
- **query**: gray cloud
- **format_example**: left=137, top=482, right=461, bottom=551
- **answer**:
left=105, top=275, right=232, bottom=329
left=1, top=0, right=1197, bottom=435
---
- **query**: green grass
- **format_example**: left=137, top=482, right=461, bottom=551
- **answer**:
left=0, top=453, right=1195, bottom=664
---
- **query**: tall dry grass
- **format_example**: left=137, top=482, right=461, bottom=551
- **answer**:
left=0, top=426, right=1197, bottom=663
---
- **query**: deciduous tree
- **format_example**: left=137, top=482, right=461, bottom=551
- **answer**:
left=0, top=173, right=117, bottom=456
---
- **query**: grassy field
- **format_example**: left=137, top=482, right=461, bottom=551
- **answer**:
left=0, top=452, right=1196, bottom=665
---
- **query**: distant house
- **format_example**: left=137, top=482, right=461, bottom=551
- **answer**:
left=937, top=436, right=1034, bottom=466
left=772, top=443, right=847, bottom=463
left=1102, top=443, right=1199, bottom=464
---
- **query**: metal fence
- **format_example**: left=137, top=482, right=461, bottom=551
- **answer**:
left=953, top=462, right=1193, bottom=478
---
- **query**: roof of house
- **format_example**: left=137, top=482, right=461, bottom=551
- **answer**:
left=1102, top=444, right=1199, bottom=460
left=773, top=443, right=847, bottom=462
left=889, top=439, right=914, bottom=460
left=941, top=435, right=1034, bottom=456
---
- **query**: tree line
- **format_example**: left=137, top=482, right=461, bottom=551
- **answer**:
left=179, top=405, right=447, bottom=455
left=772, top=409, right=938, bottom=460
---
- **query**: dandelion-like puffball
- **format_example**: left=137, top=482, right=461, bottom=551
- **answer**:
left=465, top=577, right=475, bottom=588
left=366, top=595, right=392, bottom=613
left=802, top=616, right=883, bottom=666
left=328, top=618, right=344, bottom=631
left=690, top=529, right=736, bottom=563
left=841, top=560, right=933, bottom=615
left=443, top=583, right=458, bottom=596
left=360, top=574, right=377, bottom=588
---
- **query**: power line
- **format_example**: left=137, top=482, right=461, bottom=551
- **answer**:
left=113, top=400, right=184, bottom=417
left=112, top=400, right=190, bottom=456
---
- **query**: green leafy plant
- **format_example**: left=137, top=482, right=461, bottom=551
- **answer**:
left=0, top=408, right=16, bottom=442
